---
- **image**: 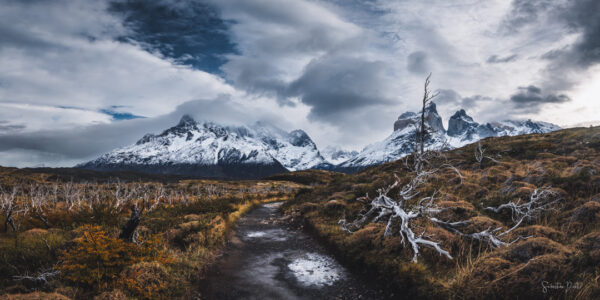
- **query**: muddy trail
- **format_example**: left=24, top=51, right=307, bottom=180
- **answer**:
left=197, top=202, right=394, bottom=300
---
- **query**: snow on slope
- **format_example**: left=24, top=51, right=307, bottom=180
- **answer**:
left=340, top=103, right=561, bottom=169
left=81, top=105, right=561, bottom=176
left=320, top=146, right=358, bottom=165
left=80, top=115, right=326, bottom=173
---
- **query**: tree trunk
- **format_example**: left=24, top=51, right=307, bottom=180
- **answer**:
left=119, top=205, right=143, bottom=243
left=4, top=210, right=15, bottom=232
left=34, top=211, right=51, bottom=229
left=420, top=105, right=425, bottom=155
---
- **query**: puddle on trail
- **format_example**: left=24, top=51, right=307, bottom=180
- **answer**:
left=263, top=202, right=283, bottom=209
left=242, top=251, right=346, bottom=290
left=244, top=228, right=288, bottom=241
left=287, top=252, right=344, bottom=287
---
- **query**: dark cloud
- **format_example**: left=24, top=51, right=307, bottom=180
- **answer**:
left=287, top=56, right=395, bottom=122
left=109, top=0, right=237, bottom=73
left=0, top=24, right=60, bottom=51
left=540, top=48, right=566, bottom=60
left=510, top=85, right=571, bottom=108
left=433, top=89, right=493, bottom=109
left=503, top=0, right=600, bottom=92
left=406, top=51, right=430, bottom=74
left=0, top=121, right=25, bottom=133
left=461, top=95, right=493, bottom=108
left=559, top=0, right=600, bottom=67
left=435, top=89, right=462, bottom=104
left=487, top=54, right=518, bottom=64
left=501, top=0, right=555, bottom=33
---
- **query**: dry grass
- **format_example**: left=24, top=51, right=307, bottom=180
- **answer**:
left=0, top=171, right=303, bottom=299
left=282, top=126, right=600, bottom=299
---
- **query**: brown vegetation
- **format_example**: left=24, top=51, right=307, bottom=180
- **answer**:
left=0, top=170, right=303, bottom=299
left=282, top=126, right=600, bottom=299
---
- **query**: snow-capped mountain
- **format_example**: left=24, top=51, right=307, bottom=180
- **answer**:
left=445, top=109, right=561, bottom=147
left=80, top=105, right=562, bottom=177
left=320, top=146, right=359, bottom=165
left=78, top=115, right=326, bottom=178
left=338, top=103, right=561, bottom=170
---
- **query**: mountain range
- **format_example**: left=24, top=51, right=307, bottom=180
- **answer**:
left=78, top=115, right=326, bottom=179
left=337, top=103, right=560, bottom=170
left=79, top=104, right=560, bottom=178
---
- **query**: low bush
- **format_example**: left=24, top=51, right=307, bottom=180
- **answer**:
left=56, top=225, right=170, bottom=292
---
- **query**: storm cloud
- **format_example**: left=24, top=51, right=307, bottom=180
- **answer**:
left=510, top=85, right=571, bottom=110
left=502, top=0, right=600, bottom=92
left=109, top=0, right=237, bottom=73
left=1, top=0, right=599, bottom=167
left=487, top=54, right=518, bottom=64
left=286, top=56, right=395, bottom=121
left=407, top=51, right=431, bottom=74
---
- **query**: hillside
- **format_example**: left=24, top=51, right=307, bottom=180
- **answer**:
left=282, top=126, right=600, bottom=299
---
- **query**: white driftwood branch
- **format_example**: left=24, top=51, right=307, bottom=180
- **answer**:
left=485, top=187, right=560, bottom=237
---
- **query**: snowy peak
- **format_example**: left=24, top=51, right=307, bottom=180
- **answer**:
left=340, top=103, right=561, bottom=169
left=447, top=109, right=481, bottom=141
left=80, top=116, right=327, bottom=178
left=490, top=120, right=561, bottom=136
left=393, top=112, right=418, bottom=131
left=393, top=102, right=445, bottom=134
left=447, top=109, right=477, bottom=137
left=178, top=114, right=196, bottom=127
left=288, top=130, right=315, bottom=148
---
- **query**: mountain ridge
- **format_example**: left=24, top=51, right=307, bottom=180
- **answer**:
left=338, top=103, right=561, bottom=169
left=78, top=115, right=326, bottom=179
left=80, top=105, right=561, bottom=178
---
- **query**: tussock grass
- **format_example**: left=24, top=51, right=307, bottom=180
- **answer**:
left=283, top=127, right=600, bottom=299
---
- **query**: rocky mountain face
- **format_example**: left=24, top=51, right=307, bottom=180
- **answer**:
left=80, top=105, right=561, bottom=178
left=338, top=103, right=561, bottom=170
left=78, top=115, right=326, bottom=179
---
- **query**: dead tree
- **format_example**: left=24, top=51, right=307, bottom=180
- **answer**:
left=418, top=73, right=439, bottom=156
left=340, top=173, right=453, bottom=262
left=474, top=142, right=499, bottom=168
left=2, top=186, right=19, bottom=232
left=485, top=187, right=560, bottom=237
left=119, top=204, right=144, bottom=243
left=29, top=184, right=51, bottom=228
left=341, top=172, right=561, bottom=262
left=340, top=146, right=462, bottom=262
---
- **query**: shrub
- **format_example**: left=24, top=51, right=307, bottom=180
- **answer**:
left=120, top=262, right=171, bottom=299
left=56, top=225, right=170, bottom=291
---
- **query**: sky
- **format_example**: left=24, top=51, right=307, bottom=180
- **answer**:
left=0, top=0, right=599, bottom=167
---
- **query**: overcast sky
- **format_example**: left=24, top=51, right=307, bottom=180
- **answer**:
left=1, top=0, right=599, bottom=167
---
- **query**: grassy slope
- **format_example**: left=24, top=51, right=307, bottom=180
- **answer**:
left=282, top=127, right=600, bottom=299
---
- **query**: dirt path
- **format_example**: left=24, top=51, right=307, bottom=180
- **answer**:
left=197, top=202, right=392, bottom=300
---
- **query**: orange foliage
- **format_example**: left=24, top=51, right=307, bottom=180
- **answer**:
left=55, top=225, right=171, bottom=291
